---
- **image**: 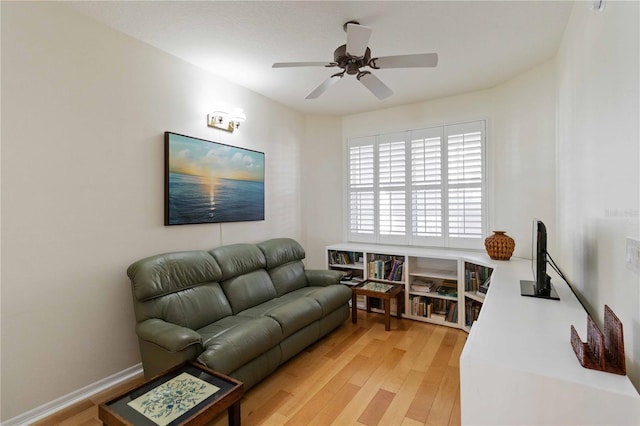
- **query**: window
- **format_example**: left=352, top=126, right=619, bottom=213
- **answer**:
left=347, top=121, right=486, bottom=249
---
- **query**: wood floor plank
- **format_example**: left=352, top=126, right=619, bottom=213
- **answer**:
left=448, top=331, right=468, bottom=368
left=336, top=345, right=407, bottom=425
left=405, top=329, right=458, bottom=423
left=324, top=324, right=368, bottom=359
left=307, top=382, right=361, bottom=426
left=243, top=389, right=292, bottom=426
left=357, top=388, right=396, bottom=426
left=31, top=400, right=95, bottom=426
left=275, top=347, right=362, bottom=417
left=410, top=325, right=447, bottom=372
left=35, top=312, right=463, bottom=426
left=448, top=388, right=462, bottom=426
left=378, top=369, right=426, bottom=426
left=425, top=365, right=460, bottom=426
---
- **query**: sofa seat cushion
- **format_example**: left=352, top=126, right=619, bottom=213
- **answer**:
left=305, top=285, right=353, bottom=315
left=238, top=297, right=323, bottom=338
left=197, top=316, right=282, bottom=374
left=279, top=286, right=352, bottom=315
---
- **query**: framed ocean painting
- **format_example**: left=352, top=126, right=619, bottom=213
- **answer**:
left=165, top=132, right=265, bottom=225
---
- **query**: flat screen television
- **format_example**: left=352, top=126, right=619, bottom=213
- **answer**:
left=520, top=219, right=559, bottom=300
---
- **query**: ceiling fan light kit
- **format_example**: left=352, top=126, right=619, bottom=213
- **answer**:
left=273, top=21, right=438, bottom=100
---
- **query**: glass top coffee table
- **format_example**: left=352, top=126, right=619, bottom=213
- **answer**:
left=351, top=280, right=404, bottom=331
left=99, top=362, right=244, bottom=426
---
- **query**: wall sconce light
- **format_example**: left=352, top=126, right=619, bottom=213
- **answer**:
left=207, top=108, right=246, bottom=133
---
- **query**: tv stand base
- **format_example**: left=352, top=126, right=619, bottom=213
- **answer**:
left=519, top=280, right=559, bottom=300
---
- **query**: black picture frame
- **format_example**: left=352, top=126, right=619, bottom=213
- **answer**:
left=165, top=132, right=265, bottom=225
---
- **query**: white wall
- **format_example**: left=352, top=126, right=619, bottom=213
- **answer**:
left=556, top=1, right=640, bottom=390
left=0, top=2, right=305, bottom=420
left=335, top=62, right=557, bottom=258
left=301, top=115, right=343, bottom=268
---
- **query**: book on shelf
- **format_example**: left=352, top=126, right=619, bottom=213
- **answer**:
left=410, top=295, right=432, bottom=317
left=411, top=278, right=436, bottom=293
left=465, top=299, right=482, bottom=327
left=464, top=263, right=494, bottom=292
left=329, top=250, right=363, bottom=266
left=432, top=298, right=448, bottom=315
left=386, top=259, right=404, bottom=281
left=478, top=276, right=491, bottom=294
left=368, top=256, right=404, bottom=281
left=339, top=270, right=364, bottom=283
left=446, top=301, right=458, bottom=323
left=436, top=285, right=457, bottom=297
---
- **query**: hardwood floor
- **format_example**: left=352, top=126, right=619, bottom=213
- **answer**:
left=34, top=311, right=466, bottom=425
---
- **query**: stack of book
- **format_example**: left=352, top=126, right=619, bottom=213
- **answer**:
left=411, top=279, right=436, bottom=293
left=436, top=280, right=458, bottom=297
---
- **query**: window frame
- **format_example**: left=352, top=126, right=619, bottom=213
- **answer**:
left=345, top=120, right=488, bottom=250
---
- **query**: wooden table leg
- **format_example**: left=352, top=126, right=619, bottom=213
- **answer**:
left=384, top=297, right=391, bottom=331
left=352, top=291, right=357, bottom=324
left=228, top=400, right=241, bottom=426
left=396, top=292, right=404, bottom=319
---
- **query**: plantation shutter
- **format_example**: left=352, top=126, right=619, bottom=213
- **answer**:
left=410, top=127, right=444, bottom=246
left=346, top=120, right=486, bottom=249
left=445, top=121, right=485, bottom=248
left=377, top=133, right=409, bottom=244
left=348, top=136, right=376, bottom=243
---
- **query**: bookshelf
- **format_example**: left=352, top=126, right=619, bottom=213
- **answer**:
left=462, top=261, right=494, bottom=331
left=327, top=249, right=365, bottom=286
left=407, top=256, right=460, bottom=327
left=326, top=243, right=495, bottom=332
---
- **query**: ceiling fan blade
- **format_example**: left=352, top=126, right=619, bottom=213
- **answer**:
left=272, top=62, right=333, bottom=68
left=358, top=72, right=393, bottom=100
left=371, top=53, right=438, bottom=69
left=305, top=75, right=342, bottom=99
left=346, top=23, right=372, bottom=58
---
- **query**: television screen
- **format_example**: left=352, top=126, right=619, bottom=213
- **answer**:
left=165, top=132, right=265, bottom=225
left=521, top=219, right=559, bottom=300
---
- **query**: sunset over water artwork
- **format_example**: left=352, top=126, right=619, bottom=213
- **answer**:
left=165, top=132, right=265, bottom=225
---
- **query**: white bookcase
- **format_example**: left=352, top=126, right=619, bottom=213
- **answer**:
left=326, top=243, right=494, bottom=331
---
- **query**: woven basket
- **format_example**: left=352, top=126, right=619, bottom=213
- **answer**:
left=484, top=231, right=515, bottom=260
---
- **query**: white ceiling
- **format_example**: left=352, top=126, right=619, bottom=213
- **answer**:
left=64, top=1, right=573, bottom=116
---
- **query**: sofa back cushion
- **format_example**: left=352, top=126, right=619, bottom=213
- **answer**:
left=257, top=238, right=308, bottom=296
left=210, top=243, right=278, bottom=313
left=127, top=251, right=232, bottom=329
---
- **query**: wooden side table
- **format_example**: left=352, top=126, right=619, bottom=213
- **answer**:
left=99, top=362, right=244, bottom=426
left=352, top=281, right=404, bottom=331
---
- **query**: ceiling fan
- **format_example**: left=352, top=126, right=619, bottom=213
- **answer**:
left=272, top=21, right=438, bottom=100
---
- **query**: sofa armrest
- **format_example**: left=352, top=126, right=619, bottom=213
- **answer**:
left=136, top=319, right=202, bottom=352
left=305, top=269, right=343, bottom=287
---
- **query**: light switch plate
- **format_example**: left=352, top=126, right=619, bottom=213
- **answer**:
left=626, top=237, right=640, bottom=274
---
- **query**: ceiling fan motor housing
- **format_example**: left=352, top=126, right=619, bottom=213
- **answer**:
left=334, top=45, right=371, bottom=75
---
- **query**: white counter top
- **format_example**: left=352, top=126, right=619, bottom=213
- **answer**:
left=460, top=258, right=640, bottom=425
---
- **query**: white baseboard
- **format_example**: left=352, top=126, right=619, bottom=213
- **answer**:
left=2, top=363, right=143, bottom=426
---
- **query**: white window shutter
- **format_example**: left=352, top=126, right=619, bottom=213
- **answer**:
left=347, top=137, right=376, bottom=243
left=410, top=128, right=444, bottom=246
left=445, top=122, right=485, bottom=247
left=378, top=133, right=408, bottom=244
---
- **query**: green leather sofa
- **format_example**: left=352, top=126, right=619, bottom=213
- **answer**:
left=127, top=238, right=351, bottom=389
